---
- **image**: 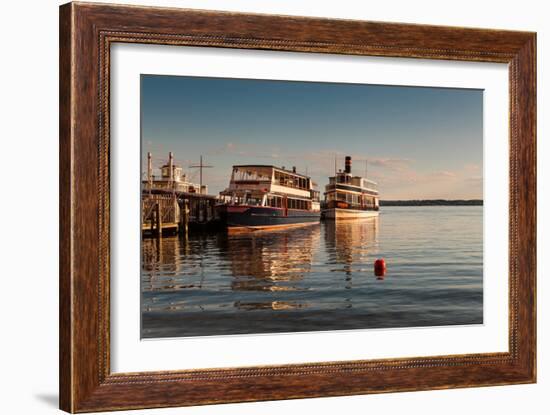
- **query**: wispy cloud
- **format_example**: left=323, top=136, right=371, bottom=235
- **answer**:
left=208, top=141, right=290, bottom=159
left=438, top=170, right=456, bottom=177
left=368, top=158, right=413, bottom=171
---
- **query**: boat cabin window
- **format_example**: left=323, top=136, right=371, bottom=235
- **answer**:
left=267, top=196, right=283, bottom=208
left=361, top=179, right=378, bottom=191
left=232, top=168, right=270, bottom=182
left=336, top=192, right=347, bottom=201
left=337, top=174, right=350, bottom=184
left=244, top=194, right=264, bottom=206
left=229, top=193, right=264, bottom=206
left=286, top=198, right=309, bottom=210
left=273, top=170, right=309, bottom=190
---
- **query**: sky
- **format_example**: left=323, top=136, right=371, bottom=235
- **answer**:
left=141, top=75, right=483, bottom=200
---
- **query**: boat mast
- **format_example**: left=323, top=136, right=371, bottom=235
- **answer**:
left=189, top=155, right=213, bottom=194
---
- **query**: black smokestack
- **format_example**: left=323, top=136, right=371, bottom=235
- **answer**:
left=345, top=156, right=352, bottom=174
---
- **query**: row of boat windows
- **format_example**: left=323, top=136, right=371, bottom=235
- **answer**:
left=232, top=170, right=311, bottom=190
left=267, top=197, right=312, bottom=210
left=329, top=176, right=378, bottom=190
left=326, top=191, right=377, bottom=206
left=335, top=175, right=354, bottom=184
left=232, top=169, right=271, bottom=182
left=232, top=195, right=313, bottom=210
left=273, top=171, right=310, bottom=190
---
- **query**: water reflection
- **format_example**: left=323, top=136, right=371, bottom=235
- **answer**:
left=142, top=224, right=323, bottom=311
left=234, top=300, right=307, bottom=311
left=141, top=208, right=483, bottom=338
left=324, top=218, right=379, bottom=274
left=142, top=220, right=380, bottom=306
left=324, top=218, right=379, bottom=298
left=225, top=225, right=321, bottom=293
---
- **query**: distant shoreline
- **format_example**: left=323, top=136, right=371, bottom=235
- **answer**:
left=380, top=199, right=483, bottom=206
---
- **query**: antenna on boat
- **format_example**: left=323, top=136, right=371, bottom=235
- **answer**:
left=365, top=159, right=368, bottom=179
left=189, top=155, right=213, bottom=194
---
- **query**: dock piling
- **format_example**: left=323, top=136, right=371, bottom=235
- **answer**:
left=180, top=199, right=189, bottom=235
left=154, top=202, right=162, bottom=237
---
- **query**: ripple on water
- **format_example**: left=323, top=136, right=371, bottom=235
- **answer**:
left=141, top=207, right=483, bottom=337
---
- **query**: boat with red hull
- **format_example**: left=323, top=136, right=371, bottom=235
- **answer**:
left=219, top=165, right=321, bottom=231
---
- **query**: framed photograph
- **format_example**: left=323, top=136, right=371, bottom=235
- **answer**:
left=59, top=2, right=536, bottom=412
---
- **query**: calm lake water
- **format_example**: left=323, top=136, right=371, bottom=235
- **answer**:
left=141, top=206, right=483, bottom=338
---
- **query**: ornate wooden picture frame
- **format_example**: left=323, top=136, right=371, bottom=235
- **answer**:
left=59, top=2, right=536, bottom=412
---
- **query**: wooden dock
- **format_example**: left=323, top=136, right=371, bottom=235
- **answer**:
left=142, top=189, right=221, bottom=237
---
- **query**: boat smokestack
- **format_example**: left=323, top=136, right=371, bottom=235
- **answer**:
left=345, top=156, right=352, bottom=174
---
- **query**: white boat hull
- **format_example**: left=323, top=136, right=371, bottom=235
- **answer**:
left=323, top=208, right=379, bottom=220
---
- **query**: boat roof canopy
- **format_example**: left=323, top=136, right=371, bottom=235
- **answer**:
left=330, top=171, right=378, bottom=186
left=232, top=165, right=311, bottom=179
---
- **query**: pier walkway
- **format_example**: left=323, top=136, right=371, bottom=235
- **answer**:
left=142, top=188, right=220, bottom=237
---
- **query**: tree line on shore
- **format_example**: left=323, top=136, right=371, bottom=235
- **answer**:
left=380, top=199, right=483, bottom=206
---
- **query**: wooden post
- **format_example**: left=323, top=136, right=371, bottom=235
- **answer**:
left=155, top=234, right=161, bottom=264
left=180, top=199, right=189, bottom=235
left=148, top=202, right=154, bottom=235
left=155, top=202, right=162, bottom=237
left=202, top=200, right=208, bottom=223
left=153, top=202, right=158, bottom=236
left=173, top=194, right=178, bottom=225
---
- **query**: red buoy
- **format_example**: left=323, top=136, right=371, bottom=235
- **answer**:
left=374, top=258, right=386, bottom=278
